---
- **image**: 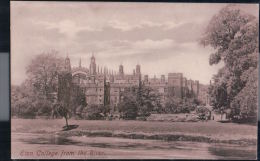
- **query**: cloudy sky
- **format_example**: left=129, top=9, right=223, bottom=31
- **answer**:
left=11, top=2, right=258, bottom=85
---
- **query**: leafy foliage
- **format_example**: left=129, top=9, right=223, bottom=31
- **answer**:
left=11, top=80, right=48, bottom=118
left=118, top=85, right=161, bottom=119
left=11, top=51, right=75, bottom=127
left=201, top=5, right=258, bottom=122
left=137, top=85, right=162, bottom=116
left=164, top=97, right=182, bottom=113
left=85, top=104, right=109, bottom=120
left=26, top=50, right=63, bottom=98
left=71, top=85, right=87, bottom=116
left=57, top=70, right=73, bottom=127
left=163, top=97, right=197, bottom=114
left=118, top=87, right=139, bottom=120
left=196, top=106, right=211, bottom=120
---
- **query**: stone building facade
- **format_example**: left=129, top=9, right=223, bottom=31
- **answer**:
left=64, top=55, right=200, bottom=108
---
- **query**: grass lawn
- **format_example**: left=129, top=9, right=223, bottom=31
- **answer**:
left=12, top=118, right=257, bottom=143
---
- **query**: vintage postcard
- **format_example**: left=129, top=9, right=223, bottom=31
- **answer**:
left=11, top=2, right=258, bottom=159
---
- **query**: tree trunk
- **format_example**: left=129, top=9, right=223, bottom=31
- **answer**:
left=65, top=116, right=69, bottom=127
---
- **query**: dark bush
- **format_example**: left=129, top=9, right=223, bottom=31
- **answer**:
left=196, top=106, right=210, bottom=120
left=85, top=104, right=107, bottom=120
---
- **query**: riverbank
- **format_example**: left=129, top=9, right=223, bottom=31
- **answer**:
left=11, top=118, right=257, bottom=146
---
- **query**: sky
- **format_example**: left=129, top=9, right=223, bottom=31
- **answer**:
left=10, top=2, right=259, bottom=85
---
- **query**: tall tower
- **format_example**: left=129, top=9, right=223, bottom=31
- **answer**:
left=168, top=73, right=183, bottom=98
left=136, top=64, right=141, bottom=75
left=119, top=64, right=124, bottom=76
left=64, top=55, right=71, bottom=72
left=89, top=54, right=96, bottom=75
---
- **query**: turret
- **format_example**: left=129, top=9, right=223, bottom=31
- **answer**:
left=89, top=54, right=96, bottom=75
left=119, top=64, right=124, bottom=76
left=64, top=55, right=71, bottom=72
left=136, top=64, right=141, bottom=75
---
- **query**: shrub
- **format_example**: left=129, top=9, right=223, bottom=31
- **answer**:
left=85, top=104, right=107, bottom=120
left=196, top=106, right=210, bottom=120
left=118, top=101, right=138, bottom=120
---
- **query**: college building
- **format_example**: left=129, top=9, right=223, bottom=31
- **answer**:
left=61, top=55, right=201, bottom=108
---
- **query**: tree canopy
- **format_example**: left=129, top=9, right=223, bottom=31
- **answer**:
left=26, top=50, right=64, bottom=98
left=201, top=5, right=258, bottom=121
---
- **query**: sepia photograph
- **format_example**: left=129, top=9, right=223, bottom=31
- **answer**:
left=11, top=2, right=258, bottom=159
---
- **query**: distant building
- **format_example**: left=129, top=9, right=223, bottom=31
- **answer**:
left=62, top=55, right=201, bottom=110
left=168, top=73, right=183, bottom=98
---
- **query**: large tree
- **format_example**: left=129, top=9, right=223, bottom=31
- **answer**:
left=118, top=85, right=161, bottom=119
left=12, top=51, right=69, bottom=121
left=11, top=78, right=53, bottom=118
left=118, top=87, right=139, bottom=120
left=201, top=5, right=258, bottom=121
left=137, top=85, right=161, bottom=116
left=26, top=50, right=64, bottom=99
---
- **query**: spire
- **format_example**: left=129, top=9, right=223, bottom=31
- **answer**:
left=136, top=63, right=141, bottom=75
left=64, top=55, right=71, bottom=72
left=119, top=64, right=124, bottom=75
left=79, top=58, right=81, bottom=68
left=90, top=53, right=96, bottom=75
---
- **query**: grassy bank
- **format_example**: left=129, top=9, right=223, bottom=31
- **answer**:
left=12, top=118, right=257, bottom=145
